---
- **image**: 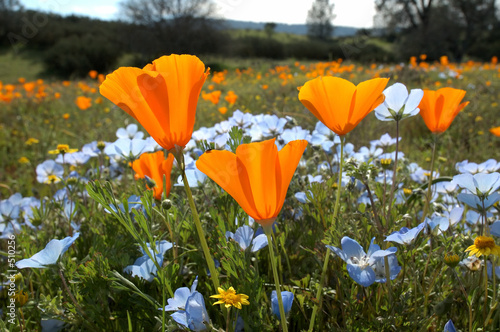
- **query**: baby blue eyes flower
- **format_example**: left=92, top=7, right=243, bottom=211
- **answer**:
left=226, top=225, right=268, bottom=252
left=16, top=233, right=80, bottom=269
left=327, top=237, right=398, bottom=287
left=453, top=172, right=500, bottom=198
left=161, top=277, right=210, bottom=331
left=385, top=222, right=426, bottom=245
left=123, top=240, right=173, bottom=282
left=36, top=160, right=64, bottom=184
left=443, top=319, right=456, bottom=332
left=116, top=123, right=144, bottom=139
left=374, top=82, right=423, bottom=122
left=491, top=221, right=500, bottom=237
left=271, top=290, right=294, bottom=319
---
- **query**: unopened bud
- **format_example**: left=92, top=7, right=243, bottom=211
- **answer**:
left=162, top=199, right=172, bottom=210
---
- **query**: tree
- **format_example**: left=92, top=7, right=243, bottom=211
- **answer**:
left=374, top=0, right=499, bottom=60
left=264, top=22, right=277, bottom=38
left=306, top=0, right=335, bottom=40
left=0, top=0, right=22, bottom=45
left=118, top=0, right=223, bottom=56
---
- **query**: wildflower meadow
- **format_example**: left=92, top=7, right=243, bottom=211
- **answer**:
left=2, top=53, right=500, bottom=332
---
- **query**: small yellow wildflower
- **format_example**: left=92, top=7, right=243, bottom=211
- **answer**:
left=465, top=236, right=500, bottom=258
left=25, top=138, right=39, bottom=146
left=14, top=290, right=29, bottom=306
left=48, top=144, right=78, bottom=155
left=403, top=188, right=413, bottom=196
left=18, top=157, right=30, bottom=164
left=210, top=287, right=250, bottom=309
left=444, top=253, right=460, bottom=267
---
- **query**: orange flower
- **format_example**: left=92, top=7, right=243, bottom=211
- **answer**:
left=89, top=70, right=98, bottom=79
left=225, top=90, right=238, bottom=105
left=418, top=87, right=469, bottom=133
left=75, top=96, right=92, bottom=110
left=298, top=76, right=388, bottom=136
left=490, top=126, right=500, bottom=137
left=196, top=138, right=307, bottom=226
left=100, top=54, right=209, bottom=151
left=132, top=151, right=175, bottom=200
left=218, top=106, right=227, bottom=114
left=202, top=90, right=221, bottom=105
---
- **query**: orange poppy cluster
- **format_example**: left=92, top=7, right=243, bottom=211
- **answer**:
left=99, top=53, right=472, bottom=225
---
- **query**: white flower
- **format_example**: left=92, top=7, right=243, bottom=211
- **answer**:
left=375, top=83, right=423, bottom=121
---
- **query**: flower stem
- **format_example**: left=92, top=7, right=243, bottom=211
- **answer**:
left=308, top=138, right=345, bottom=332
left=264, top=226, right=288, bottom=332
left=421, top=135, right=437, bottom=223
left=181, top=170, right=220, bottom=290
left=387, top=119, right=400, bottom=224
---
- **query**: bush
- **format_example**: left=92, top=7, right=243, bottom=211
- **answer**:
left=42, top=34, right=120, bottom=77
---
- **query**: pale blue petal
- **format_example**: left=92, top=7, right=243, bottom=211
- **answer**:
left=251, top=234, right=268, bottom=252
left=346, top=264, right=376, bottom=287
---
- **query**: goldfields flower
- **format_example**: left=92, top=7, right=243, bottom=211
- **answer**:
left=465, top=236, right=500, bottom=258
left=196, top=138, right=307, bottom=227
left=298, top=76, right=389, bottom=136
left=14, top=290, right=29, bottom=306
left=25, top=138, right=39, bottom=145
left=48, top=144, right=78, bottom=155
left=131, top=151, right=175, bottom=200
left=418, top=87, right=469, bottom=133
left=210, top=287, right=249, bottom=309
left=100, top=54, right=209, bottom=151
left=444, top=253, right=460, bottom=267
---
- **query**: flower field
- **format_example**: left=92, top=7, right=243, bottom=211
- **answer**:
left=1, top=54, right=500, bottom=331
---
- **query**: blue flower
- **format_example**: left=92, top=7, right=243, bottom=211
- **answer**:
left=370, top=133, right=400, bottom=148
left=163, top=277, right=199, bottom=311
left=310, top=121, right=340, bottom=153
left=16, top=233, right=80, bottom=268
left=271, top=290, right=294, bottom=319
left=327, top=237, right=398, bottom=287
left=374, top=83, right=423, bottom=122
left=443, top=319, right=456, bottom=332
left=170, top=292, right=210, bottom=331
left=116, top=123, right=144, bottom=139
left=104, top=138, right=154, bottom=161
left=455, top=159, right=500, bottom=174
left=385, top=222, right=425, bottom=245
left=55, top=151, right=91, bottom=166
left=123, top=240, right=172, bottom=282
left=491, top=221, right=500, bottom=237
left=453, top=172, right=500, bottom=198
left=161, top=277, right=210, bottom=331
left=457, top=193, right=500, bottom=211
left=226, top=225, right=268, bottom=252
left=36, top=160, right=64, bottom=184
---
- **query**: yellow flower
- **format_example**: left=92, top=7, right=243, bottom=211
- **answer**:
left=14, top=290, right=29, bottom=307
left=210, top=287, right=250, bottom=309
left=18, top=157, right=30, bottom=164
left=48, top=144, right=78, bottom=155
left=25, top=138, right=39, bottom=146
left=465, top=236, right=500, bottom=257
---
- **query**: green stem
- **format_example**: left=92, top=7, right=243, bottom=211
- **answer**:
left=387, top=119, right=400, bottom=224
left=421, top=135, right=437, bottom=223
left=265, top=226, right=288, bottom=332
left=308, top=138, right=345, bottom=332
left=181, top=170, right=220, bottom=290
left=484, top=255, right=489, bottom=326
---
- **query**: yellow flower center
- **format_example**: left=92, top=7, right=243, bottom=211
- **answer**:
left=474, top=236, right=496, bottom=250
left=45, top=175, right=60, bottom=184
left=57, top=144, right=70, bottom=153
left=380, top=158, right=392, bottom=166
left=403, top=188, right=412, bottom=196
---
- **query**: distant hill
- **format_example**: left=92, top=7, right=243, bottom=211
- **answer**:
left=222, top=19, right=359, bottom=37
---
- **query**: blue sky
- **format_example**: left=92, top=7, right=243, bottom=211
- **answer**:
left=21, top=0, right=376, bottom=28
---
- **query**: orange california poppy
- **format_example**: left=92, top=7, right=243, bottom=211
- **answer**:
left=298, top=76, right=389, bottom=136
left=490, top=126, right=500, bottom=137
left=418, top=87, right=469, bottom=133
left=75, top=96, right=92, bottom=110
left=132, top=151, right=175, bottom=200
left=100, top=54, right=209, bottom=151
left=196, top=138, right=307, bottom=227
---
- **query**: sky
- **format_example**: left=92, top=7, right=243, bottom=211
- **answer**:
left=21, top=0, right=377, bottom=28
